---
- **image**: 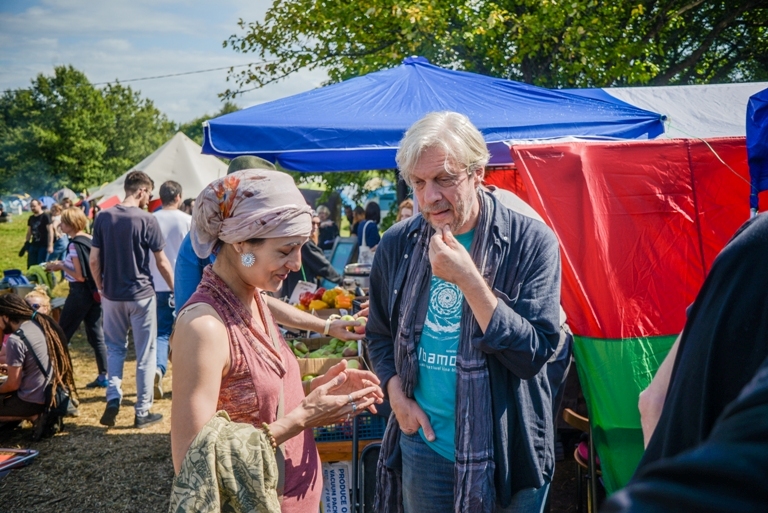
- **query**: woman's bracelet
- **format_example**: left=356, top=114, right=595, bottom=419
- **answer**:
left=323, top=317, right=332, bottom=336
left=261, top=422, right=277, bottom=453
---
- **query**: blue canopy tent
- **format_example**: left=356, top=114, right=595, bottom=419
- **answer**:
left=747, top=87, right=768, bottom=212
left=202, top=57, right=664, bottom=171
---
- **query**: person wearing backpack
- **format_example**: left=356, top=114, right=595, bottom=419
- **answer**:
left=45, top=207, right=107, bottom=388
left=0, top=293, right=77, bottom=437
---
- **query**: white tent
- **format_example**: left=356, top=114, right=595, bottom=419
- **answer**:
left=595, top=82, right=768, bottom=139
left=89, top=132, right=227, bottom=208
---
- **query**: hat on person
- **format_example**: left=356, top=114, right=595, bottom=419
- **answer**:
left=227, top=156, right=276, bottom=175
left=191, top=169, right=312, bottom=258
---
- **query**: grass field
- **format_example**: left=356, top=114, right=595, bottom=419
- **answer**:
left=0, top=330, right=175, bottom=512
left=0, top=213, right=30, bottom=272
left=0, top=217, right=175, bottom=512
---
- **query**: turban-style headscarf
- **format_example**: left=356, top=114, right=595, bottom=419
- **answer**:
left=191, top=169, right=312, bottom=259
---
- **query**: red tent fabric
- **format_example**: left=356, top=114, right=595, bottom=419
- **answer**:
left=490, top=137, right=750, bottom=339
left=489, top=138, right=750, bottom=491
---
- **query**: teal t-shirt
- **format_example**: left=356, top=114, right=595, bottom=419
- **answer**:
left=414, top=229, right=475, bottom=461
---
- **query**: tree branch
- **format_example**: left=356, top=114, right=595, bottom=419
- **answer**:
left=651, top=0, right=759, bottom=84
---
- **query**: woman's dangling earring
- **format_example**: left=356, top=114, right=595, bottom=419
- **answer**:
left=240, top=252, right=255, bottom=268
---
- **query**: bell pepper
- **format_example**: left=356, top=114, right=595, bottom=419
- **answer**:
left=322, top=288, right=340, bottom=306
left=335, top=296, right=352, bottom=309
left=309, top=299, right=330, bottom=311
left=299, top=291, right=314, bottom=308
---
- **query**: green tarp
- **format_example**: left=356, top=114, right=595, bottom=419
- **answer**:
left=572, top=334, right=677, bottom=493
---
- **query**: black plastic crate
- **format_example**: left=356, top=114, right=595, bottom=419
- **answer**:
left=313, top=413, right=386, bottom=442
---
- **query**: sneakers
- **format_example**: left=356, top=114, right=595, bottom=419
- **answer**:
left=134, top=412, right=163, bottom=429
left=85, top=376, right=109, bottom=388
left=99, top=399, right=120, bottom=427
left=153, top=369, right=163, bottom=400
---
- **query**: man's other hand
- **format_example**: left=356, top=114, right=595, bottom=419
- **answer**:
left=388, top=376, right=435, bottom=441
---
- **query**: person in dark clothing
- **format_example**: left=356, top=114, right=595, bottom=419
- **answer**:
left=79, top=193, right=90, bottom=218
left=357, top=202, right=381, bottom=248
left=350, top=205, right=365, bottom=238
left=356, top=202, right=381, bottom=265
left=282, top=214, right=342, bottom=300
left=636, top=213, right=768, bottom=473
left=24, top=199, right=53, bottom=267
left=316, top=204, right=339, bottom=250
left=45, top=207, right=107, bottom=389
left=90, top=170, right=174, bottom=429
left=603, top=352, right=768, bottom=513
left=344, top=205, right=354, bottom=227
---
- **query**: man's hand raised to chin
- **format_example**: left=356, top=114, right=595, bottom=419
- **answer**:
left=428, top=225, right=476, bottom=287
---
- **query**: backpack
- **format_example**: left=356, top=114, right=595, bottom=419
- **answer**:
left=16, top=327, right=71, bottom=440
left=70, top=235, right=100, bottom=303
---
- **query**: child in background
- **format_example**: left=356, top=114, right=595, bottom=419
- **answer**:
left=24, top=286, right=51, bottom=315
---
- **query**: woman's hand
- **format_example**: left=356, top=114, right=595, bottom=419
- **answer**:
left=327, top=320, right=364, bottom=341
left=310, top=360, right=383, bottom=414
left=45, top=261, right=62, bottom=271
left=274, top=371, right=383, bottom=441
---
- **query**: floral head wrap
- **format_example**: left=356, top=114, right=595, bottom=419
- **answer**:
left=191, top=169, right=312, bottom=258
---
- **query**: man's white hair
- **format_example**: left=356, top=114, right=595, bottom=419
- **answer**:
left=396, top=111, right=490, bottom=187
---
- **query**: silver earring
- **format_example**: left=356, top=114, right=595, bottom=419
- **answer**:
left=240, top=252, right=255, bottom=268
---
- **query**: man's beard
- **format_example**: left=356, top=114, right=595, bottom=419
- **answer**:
left=421, top=197, right=470, bottom=233
left=2, top=322, right=15, bottom=335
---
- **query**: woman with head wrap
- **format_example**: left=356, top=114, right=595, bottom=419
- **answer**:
left=170, top=170, right=383, bottom=513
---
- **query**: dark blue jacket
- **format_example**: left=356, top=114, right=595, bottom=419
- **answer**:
left=367, top=192, right=561, bottom=504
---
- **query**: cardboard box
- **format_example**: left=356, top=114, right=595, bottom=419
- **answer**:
left=311, top=308, right=351, bottom=320
left=288, top=337, right=366, bottom=378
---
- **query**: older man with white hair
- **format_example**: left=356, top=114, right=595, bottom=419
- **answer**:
left=368, top=111, right=562, bottom=513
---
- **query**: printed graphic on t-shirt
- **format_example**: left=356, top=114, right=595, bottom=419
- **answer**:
left=420, top=278, right=462, bottom=373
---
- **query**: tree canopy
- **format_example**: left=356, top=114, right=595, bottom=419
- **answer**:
left=0, top=65, right=175, bottom=195
left=222, top=0, right=768, bottom=97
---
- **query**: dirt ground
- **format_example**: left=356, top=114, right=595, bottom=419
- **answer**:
left=0, top=328, right=587, bottom=512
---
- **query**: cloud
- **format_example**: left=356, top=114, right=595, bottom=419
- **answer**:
left=0, top=0, right=328, bottom=123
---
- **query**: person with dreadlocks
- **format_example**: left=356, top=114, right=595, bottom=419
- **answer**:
left=0, top=293, right=76, bottom=424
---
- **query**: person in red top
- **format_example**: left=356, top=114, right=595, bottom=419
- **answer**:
left=170, top=169, right=383, bottom=513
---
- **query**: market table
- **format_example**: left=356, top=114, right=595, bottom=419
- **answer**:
left=317, top=439, right=380, bottom=462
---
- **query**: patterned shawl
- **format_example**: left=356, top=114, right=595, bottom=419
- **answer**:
left=375, top=190, right=499, bottom=513
left=169, top=410, right=281, bottom=513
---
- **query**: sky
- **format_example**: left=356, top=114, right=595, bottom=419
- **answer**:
left=0, top=0, right=327, bottom=124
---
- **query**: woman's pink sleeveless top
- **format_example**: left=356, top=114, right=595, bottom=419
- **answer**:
left=188, top=287, right=322, bottom=513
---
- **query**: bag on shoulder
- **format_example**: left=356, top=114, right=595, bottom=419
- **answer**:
left=358, top=221, right=375, bottom=265
left=16, top=328, right=71, bottom=440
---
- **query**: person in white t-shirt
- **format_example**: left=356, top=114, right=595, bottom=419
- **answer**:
left=149, top=181, right=191, bottom=399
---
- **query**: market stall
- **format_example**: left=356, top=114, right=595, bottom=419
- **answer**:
left=201, top=55, right=766, bottom=504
